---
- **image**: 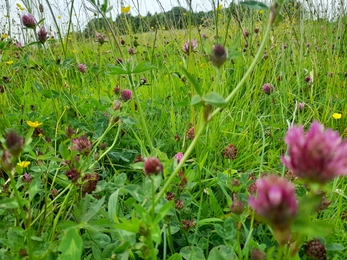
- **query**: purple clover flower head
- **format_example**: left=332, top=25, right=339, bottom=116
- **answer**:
left=144, top=157, right=163, bottom=176
left=210, top=44, right=228, bottom=68
left=262, top=83, right=274, bottom=95
left=15, top=41, right=23, bottom=49
left=128, top=47, right=136, bottom=55
left=95, top=32, right=107, bottom=44
left=23, top=173, right=32, bottom=183
left=6, top=131, right=24, bottom=157
left=120, top=89, right=132, bottom=101
left=183, top=39, right=197, bottom=54
left=78, top=63, right=87, bottom=74
left=201, top=33, right=207, bottom=39
left=249, top=175, right=298, bottom=243
left=174, top=152, right=183, bottom=163
left=244, top=30, right=249, bottom=37
left=37, top=26, right=48, bottom=44
left=22, top=14, right=36, bottom=29
left=281, top=121, right=347, bottom=184
left=71, top=135, right=92, bottom=155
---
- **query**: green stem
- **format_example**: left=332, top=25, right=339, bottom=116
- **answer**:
left=89, top=121, right=121, bottom=170
left=7, top=168, right=33, bottom=258
left=128, top=74, right=154, bottom=152
left=50, top=184, right=74, bottom=241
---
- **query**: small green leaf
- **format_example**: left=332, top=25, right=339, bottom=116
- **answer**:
left=168, top=253, right=183, bottom=260
left=326, top=243, right=344, bottom=251
left=240, top=1, right=269, bottom=10
left=181, top=68, right=203, bottom=96
left=203, top=92, right=227, bottom=107
left=124, top=184, right=145, bottom=202
left=29, top=174, right=41, bottom=201
left=154, top=201, right=174, bottom=225
left=132, top=62, right=157, bottom=73
left=0, top=197, right=29, bottom=209
left=208, top=245, right=235, bottom=259
left=180, top=246, right=205, bottom=260
left=58, top=228, right=83, bottom=260
left=108, top=189, right=120, bottom=222
left=108, top=65, right=127, bottom=75
left=191, top=95, right=203, bottom=106
left=133, top=204, right=152, bottom=225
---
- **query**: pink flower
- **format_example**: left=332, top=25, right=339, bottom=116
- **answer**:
left=282, top=121, right=347, bottom=184
left=183, top=39, right=197, bottom=54
left=120, top=89, right=132, bottom=101
left=71, top=135, right=92, bottom=155
left=262, top=83, right=274, bottom=95
left=78, top=63, right=87, bottom=73
left=95, top=32, right=107, bottom=44
left=144, top=157, right=163, bottom=176
left=22, top=14, right=36, bottom=29
left=37, top=26, right=48, bottom=44
left=174, top=152, right=183, bottom=163
left=249, top=175, right=297, bottom=235
left=210, top=44, right=228, bottom=68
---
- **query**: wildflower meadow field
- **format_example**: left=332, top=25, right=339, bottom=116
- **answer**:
left=1, top=0, right=347, bottom=259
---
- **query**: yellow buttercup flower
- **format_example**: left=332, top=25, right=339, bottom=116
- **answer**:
left=17, top=161, right=30, bottom=168
left=16, top=3, right=22, bottom=8
left=216, top=4, right=223, bottom=11
left=259, top=10, right=265, bottom=15
left=1, top=34, right=8, bottom=39
left=121, top=6, right=130, bottom=13
left=333, top=113, right=342, bottom=119
left=58, top=15, right=62, bottom=19
left=20, top=7, right=25, bottom=11
left=26, top=120, right=43, bottom=128
left=6, top=61, right=13, bottom=65
left=4, top=15, right=9, bottom=18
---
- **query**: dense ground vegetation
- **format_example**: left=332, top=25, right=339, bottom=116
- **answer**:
left=1, top=0, right=347, bottom=259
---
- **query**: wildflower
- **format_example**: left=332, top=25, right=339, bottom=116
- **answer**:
left=113, top=85, right=120, bottom=94
left=58, top=15, right=61, bottom=19
left=244, top=30, right=249, bottom=37
left=223, top=143, right=237, bottom=159
left=26, top=120, right=43, bottom=128
left=282, top=121, right=347, bottom=184
left=78, top=63, right=87, bottom=73
left=134, top=154, right=144, bottom=163
left=144, top=157, right=163, bottom=176
left=175, top=199, right=184, bottom=209
left=128, top=47, right=136, bottom=55
left=6, top=132, right=24, bottom=157
left=1, top=34, right=8, bottom=39
left=95, top=32, right=107, bottom=44
left=23, top=173, right=32, bottom=183
left=304, top=239, right=326, bottom=260
left=174, top=152, right=183, bottom=163
left=183, top=39, right=197, bottom=54
left=262, top=83, right=274, bottom=95
left=120, top=39, right=125, bottom=45
left=17, top=161, right=31, bottom=168
left=65, top=168, right=80, bottom=182
left=201, top=33, right=207, bottom=39
left=210, top=44, right=228, bottom=68
left=186, top=127, right=195, bottom=140
left=6, top=61, right=13, bottom=65
left=121, top=6, right=130, bottom=13
left=72, top=135, right=92, bottom=155
left=230, top=193, right=244, bottom=215
left=249, top=175, right=298, bottom=244
left=166, top=192, right=175, bottom=201
left=1, top=151, right=13, bottom=171
left=254, top=28, right=259, bottom=33
left=140, top=77, right=147, bottom=85
left=332, top=113, right=341, bottom=119
left=174, top=134, right=181, bottom=142
left=112, top=100, right=122, bottom=110
left=81, top=173, right=100, bottom=196
left=65, top=126, right=76, bottom=138
left=299, top=102, right=305, bottom=111
left=305, top=76, right=312, bottom=83
left=116, top=58, right=123, bottom=64
left=120, top=89, right=132, bottom=101
left=182, top=219, right=195, bottom=230
left=22, top=14, right=36, bottom=29
left=216, top=4, right=223, bottom=11
left=37, top=26, right=48, bottom=44
left=250, top=249, right=266, bottom=260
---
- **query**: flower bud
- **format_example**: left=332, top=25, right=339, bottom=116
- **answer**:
left=210, top=44, right=228, bottom=68
left=144, top=157, right=163, bottom=176
left=6, top=132, right=24, bottom=157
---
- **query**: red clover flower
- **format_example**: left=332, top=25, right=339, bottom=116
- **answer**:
left=22, top=14, right=36, bottom=29
left=282, top=121, right=347, bottom=184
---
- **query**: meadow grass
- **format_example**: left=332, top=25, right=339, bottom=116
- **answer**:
left=0, top=0, right=347, bottom=259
